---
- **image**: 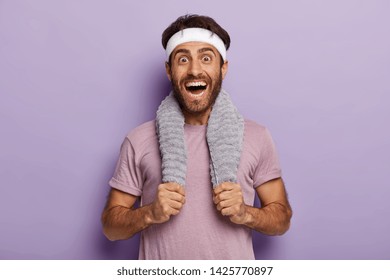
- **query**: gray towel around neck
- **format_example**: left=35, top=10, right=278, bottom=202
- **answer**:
left=156, top=89, right=244, bottom=188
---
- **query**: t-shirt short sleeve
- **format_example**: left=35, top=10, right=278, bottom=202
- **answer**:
left=252, top=127, right=282, bottom=188
left=108, top=137, right=143, bottom=196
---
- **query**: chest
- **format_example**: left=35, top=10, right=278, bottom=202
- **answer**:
left=139, top=130, right=258, bottom=206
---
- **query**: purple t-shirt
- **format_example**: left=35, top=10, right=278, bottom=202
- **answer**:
left=109, top=119, right=281, bottom=259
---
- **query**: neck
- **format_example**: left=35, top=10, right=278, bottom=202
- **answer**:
left=183, top=108, right=211, bottom=125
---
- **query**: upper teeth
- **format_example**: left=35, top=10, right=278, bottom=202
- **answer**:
left=186, top=81, right=206, bottom=87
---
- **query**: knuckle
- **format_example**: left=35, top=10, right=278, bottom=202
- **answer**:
left=157, top=193, right=165, bottom=201
left=170, top=182, right=180, bottom=190
left=229, top=215, right=238, bottom=223
left=222, top=209, right=229, bottom=216
left=157, top=190, right=165, bottom=197
left=162, top=205, right=170, bottom=213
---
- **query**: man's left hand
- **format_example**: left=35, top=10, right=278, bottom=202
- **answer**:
left=213, top=182, right=248, bottom=224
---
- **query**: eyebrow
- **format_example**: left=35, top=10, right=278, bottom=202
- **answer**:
left=173, top=47, right=216, bottom=58
left=198, top=47, right=216, bottom=55
left=172, top=48, right=190, bottom=58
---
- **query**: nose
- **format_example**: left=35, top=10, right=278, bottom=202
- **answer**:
left=187, top=59, right=203, bottom=77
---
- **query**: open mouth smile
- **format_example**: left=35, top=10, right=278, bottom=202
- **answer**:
left=185, top=81, right=208, bottom=97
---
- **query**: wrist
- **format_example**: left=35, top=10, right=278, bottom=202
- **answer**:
left=229, top=204, right=250, bottom=225
left=143, top=204, right=156, bottom=226
left=239, top=205, right=253, bottom=225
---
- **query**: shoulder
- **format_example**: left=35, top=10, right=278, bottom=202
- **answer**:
left=244, top=119, right=270, bottom=139
left=127, top=120, right=156, bottom=138
left=243, top=119, right=277, bottom=155
left=124, top=120, right=157, bottom=151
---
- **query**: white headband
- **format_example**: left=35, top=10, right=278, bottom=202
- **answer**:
left=165, top=27, right=227, bottom=62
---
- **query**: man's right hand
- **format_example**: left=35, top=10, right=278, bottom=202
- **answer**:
left=148, top=182, right=185, bottom=224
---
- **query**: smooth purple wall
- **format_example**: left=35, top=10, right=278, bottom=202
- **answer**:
left=1, top=0, right=389, bottom=259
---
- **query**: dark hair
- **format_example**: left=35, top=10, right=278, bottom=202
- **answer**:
left=162, top=14, right=231, bottom=58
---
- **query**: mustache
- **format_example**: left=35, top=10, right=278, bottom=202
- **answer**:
left=182, top=74, right=209, bottom=82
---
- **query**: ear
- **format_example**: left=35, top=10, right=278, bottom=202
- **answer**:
left=165, top=62, right=172, bottom=81
left=221, top=61, right=228, bottom=80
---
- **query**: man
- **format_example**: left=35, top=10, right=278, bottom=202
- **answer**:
left=101, top=14, right=292, bottom=259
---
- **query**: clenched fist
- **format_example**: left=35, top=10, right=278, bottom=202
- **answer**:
left=213, top=182, right=248, bottom=224
left=149, top=182, right=186, bottom=224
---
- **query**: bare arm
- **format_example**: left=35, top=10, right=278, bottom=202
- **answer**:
left=101, top=183, right=185, bottom=241
left=213, top=178, right=292, bottom=235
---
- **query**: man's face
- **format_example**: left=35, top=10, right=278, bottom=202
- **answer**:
left=166, top=42, right=228, bottom=120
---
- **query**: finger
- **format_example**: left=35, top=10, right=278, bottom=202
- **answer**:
left=214, top=189, right=242, bottom=204
left=221, top=207, right=233, bottom=216
left=158, top=193, right=185, bottom=206
left=213, top=184, right=226, bottom=195
left=167, top=199, right=185, bottom=210
left=213, top=182, right=237, bottom=195
left=175, top=185, right=185, bottom=196
left=227, top=189, right=243, bottom=200
left=221, top=205, right=241, bottom=216
left=164, top=182, right=185, bottom=195
left=213, top=191, right=232, bottom=205
left=169, top=208, right=180, bottom=216
left=161, top=204, right=180, bottom=217
left=165, top=191, right=186, bottom=203
left=216, top=198, right=237, bottom=211
left=213, top=194, right=219, bottom=205
left=159, top=183, right=185, bottom=198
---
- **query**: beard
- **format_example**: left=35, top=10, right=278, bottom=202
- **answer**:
left=170, top=70, right=223, bottom=116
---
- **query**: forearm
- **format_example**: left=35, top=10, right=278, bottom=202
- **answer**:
left=241, top=202, right=292, bottom=235
left=102, top=183, right=185, bottom=241
left=101, top=204, right=154, bottom=241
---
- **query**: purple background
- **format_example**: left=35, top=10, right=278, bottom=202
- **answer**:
left=1, top=0, right=389, bottom=259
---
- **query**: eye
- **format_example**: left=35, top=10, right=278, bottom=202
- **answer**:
left=202, top=55, right=212, bottom=63
left=178, top=56, right=189, bottom=64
